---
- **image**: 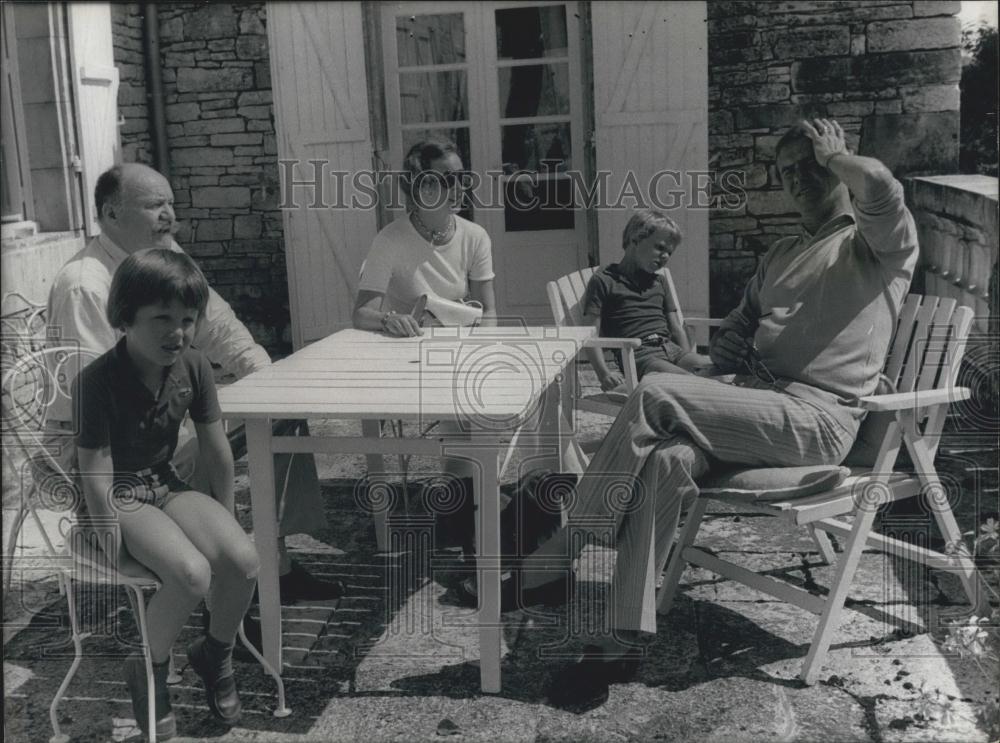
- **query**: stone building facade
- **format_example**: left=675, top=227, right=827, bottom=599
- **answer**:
left=708, top=0, right=962, bottom=313
left=111, top=1, right=965, bottom=341
left=112, top=2, right=288, bottom=352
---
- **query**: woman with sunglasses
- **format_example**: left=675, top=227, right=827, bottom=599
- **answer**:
left=353, top=138, right=496, bottom=336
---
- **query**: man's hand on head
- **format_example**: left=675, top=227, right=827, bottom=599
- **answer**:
left=709, top=328, right=751, bottom=372
left=801, top=118, right=849, bottom=170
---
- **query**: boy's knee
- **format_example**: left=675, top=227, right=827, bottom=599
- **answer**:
left=169, top=555, right=212, bottom=596
left=220, top=539, right=259, bottom=580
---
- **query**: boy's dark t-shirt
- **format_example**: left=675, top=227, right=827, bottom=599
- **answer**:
left=583, top=264, right=678, bottom=340
left=73, top=337, right=221, bottom=478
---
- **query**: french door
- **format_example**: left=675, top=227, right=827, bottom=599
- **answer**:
left=380, top=1, right=588, bottom=323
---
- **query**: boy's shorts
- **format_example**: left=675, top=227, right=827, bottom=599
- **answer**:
left=28, top=453, right=191, bottom=514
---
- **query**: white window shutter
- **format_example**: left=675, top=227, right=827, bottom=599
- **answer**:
left=68, top=3, right=120, bottom=237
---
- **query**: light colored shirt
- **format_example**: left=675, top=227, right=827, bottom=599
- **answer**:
left=45, top=232, right=271, bottom=422
left=357, top=215, right=495, bottom=314
left=715, top=175, right=918, bottom=419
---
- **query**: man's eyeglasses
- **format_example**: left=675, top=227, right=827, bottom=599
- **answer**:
left=418, top=171, right=472, bottom=191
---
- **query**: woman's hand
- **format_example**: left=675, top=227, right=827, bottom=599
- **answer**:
left=382, top=311, right=423, bottom=337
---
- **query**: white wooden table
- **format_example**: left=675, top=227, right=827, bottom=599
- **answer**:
left=217, top=325, right=593, bottom=693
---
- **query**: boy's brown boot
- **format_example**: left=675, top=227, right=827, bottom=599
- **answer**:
left=123, top=653, right=177, bottom=739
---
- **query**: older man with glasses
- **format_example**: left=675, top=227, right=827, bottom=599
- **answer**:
left=524, top=119, right=920, bottom=710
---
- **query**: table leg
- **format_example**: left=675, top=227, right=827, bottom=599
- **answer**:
left=245, top=418, right=282, bottom=672
left=361, top=419, right=388, bottom=552
left=537, top=378, right=567, bottom=472
left=472, top=443, right=501, bottom=693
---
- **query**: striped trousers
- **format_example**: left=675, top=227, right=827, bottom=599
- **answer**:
left=528, top=373, right=858, bottom=634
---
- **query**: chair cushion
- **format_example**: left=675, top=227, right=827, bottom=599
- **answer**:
left=701, top=464, right=850, bottom=501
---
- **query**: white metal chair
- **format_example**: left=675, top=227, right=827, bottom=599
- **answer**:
left=2, top=344, right=291, bottom=742
left=656, top=294, right=985, bottom=684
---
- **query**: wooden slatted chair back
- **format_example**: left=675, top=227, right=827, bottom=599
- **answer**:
left=547, top=266, right=686, bottom=329
left=882, top=295, right=973, bottom=435
left=548, top=267, right=598, bottom=328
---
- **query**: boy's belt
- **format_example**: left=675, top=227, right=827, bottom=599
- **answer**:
left=639, top=334, right=670, bottom=347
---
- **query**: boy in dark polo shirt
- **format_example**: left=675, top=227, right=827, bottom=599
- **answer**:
left=583, top=209, right=711, bottom=392
left=73, top=249, right=257, bottom=739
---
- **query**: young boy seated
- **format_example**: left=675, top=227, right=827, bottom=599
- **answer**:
left=583, top=209, right=712, bottom=392
left=73, top=249, right=258, bottom=738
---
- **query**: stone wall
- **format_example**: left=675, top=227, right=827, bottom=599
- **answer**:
left=708, top=0, right=963, bottom=316
left=111, top=3, right=289, bottom=355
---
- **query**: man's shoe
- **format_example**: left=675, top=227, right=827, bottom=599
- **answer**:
left=456, top=572, right=571, bottom=612
left=186, top=635, right=242, bottom=725
left=123, top=653, right=176, bottom=739
left=279, top=559, right=346, bottom=603
left=546, top=645, right=642, bottom=712
left=202, top=608, right=263, bottom=663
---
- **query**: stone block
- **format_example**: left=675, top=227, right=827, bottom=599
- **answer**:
left=238, top=105, right=272, bottom=120
left=118, top=84, right=147, bottom=106
left=220, top=174, right=259, bottom=186
left=234, top=214, right=262, bottom=239
left=721, top=83, right=790, bottom=106
left=164, top=52, right=195, bottom=67
left=208, top=39, right=235, bottom=51
left=746, top=189, right=794, bottom=216
left=826, top=100, right=874, bottom=117
left=189, top=175, right=219, bottom=186
left=170, top=135, right=211, bottom=148
left=263, top=134, right=277, bottom=155
left=184, top=118, right=245, bottom=135
left=854, top=48, right=961, bottom=88
left=176, top=67, right=255, bottom=93
left=209, top=52, right=238, bottom=62
left=768, top=4, right=913, bottom=26
left=754, top=134, right=784, bottom=161
left=734, top=103, right=829, bottom=130
left=900, top=84, right=959, bottom=112
left=769, top=25, right=850, bottom=60
left=867, top=18, right=959, bottom=53
left=254, top=61, right=271, bottom=89
left=165, top=102, right=200, bottom=123
left=874, top=100, right=903, bottom=114
left=238, top=90, right=272, bottom=106
left=236, top=35, right=268, bottom=60
left=711, top=216, right=759, bottom=233
left=192, top=186, right=252, bottom=208
left=120, top=117, right=149, bottom=135
left=239, top=8, right=266, bottom=35
left=211, top=132, right=263, bottom=146
left=234, top=146, right=263, bottom=156
left=201, top=98, right=236, bottom=112
left=709, top=110, right=733, bottom=135
left=186, top=4, right=237, bottom=40
left=860, top=111, right=959, bottom=176
left=912, top=1, right=961, bottom=17
left=196, top=218, right=233, bottom=241
left=159, top=15, right=183, bottom=42
left=850, top=33, right=866, bottom=56
left=173, top=147, right=235, bottom=167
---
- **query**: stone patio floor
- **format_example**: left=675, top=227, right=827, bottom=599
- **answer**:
left=3, top=406, right=998, bottom=743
